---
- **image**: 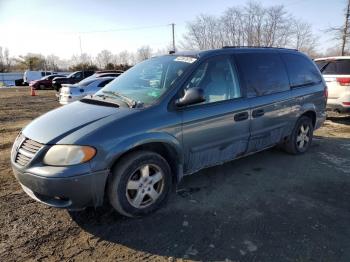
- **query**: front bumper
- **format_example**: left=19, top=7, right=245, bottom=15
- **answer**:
left=12, top=167, right=109, bottom=210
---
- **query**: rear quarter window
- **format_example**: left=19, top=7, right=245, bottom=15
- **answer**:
left=282, top=53, right=322, bottom=87
left=235, top=52, right=290, bottom=97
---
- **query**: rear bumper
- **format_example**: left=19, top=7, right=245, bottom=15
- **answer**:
left=327, top=103, right=350, bottom=113
left=13, top=168, right=109, bottom=210
left=52, top=82, right=62, bottom=90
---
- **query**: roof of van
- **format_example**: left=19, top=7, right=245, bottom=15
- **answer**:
left=314, top=56, right=350, bottom=61
left=171, top=47, right=300, bottom=58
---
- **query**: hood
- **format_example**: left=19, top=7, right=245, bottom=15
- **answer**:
left=22, top=101, right=130, bottom=144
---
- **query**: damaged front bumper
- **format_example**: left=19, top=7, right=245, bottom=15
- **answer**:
left=12, top=167, right=109, bottom=210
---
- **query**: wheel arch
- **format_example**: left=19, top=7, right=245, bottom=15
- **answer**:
left=301, top=110, right=316, bottom=127
left=107, top=133, right=184, bottom=185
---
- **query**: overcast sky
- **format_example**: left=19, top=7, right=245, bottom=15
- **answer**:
left=0, top=0, right=346, bottom=59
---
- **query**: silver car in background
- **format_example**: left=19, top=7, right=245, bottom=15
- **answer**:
left=59, top=77, right=115, bottom=105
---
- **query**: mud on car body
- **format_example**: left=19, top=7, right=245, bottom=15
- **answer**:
left=11, top=47, right=327, bottom=217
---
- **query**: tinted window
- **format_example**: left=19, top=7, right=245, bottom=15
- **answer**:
left=321, top=60, right=350, bottom=75
left=282, top=53, right=322, bottom=87
left=315, top=60, right=328, bottom=71
left=74, top=72, right=82, bottom=79
left=97, top=79, right=113, bottom=87
left=236, top=52, right=289, bottom=97
left=185, top=56, right=241, bottom=103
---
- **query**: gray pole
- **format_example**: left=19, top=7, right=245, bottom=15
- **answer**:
left=171, top=23, right=175, bottom=52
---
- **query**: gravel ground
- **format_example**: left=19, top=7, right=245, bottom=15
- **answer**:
left=1, top=88, right=350, bottom=262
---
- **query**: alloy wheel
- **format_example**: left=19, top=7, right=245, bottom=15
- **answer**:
left=125, top=164, right=164, bottom=209
left=296, top=124, right=310, bottom=149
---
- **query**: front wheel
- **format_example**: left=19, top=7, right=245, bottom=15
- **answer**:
left=283, top=116, right=314, bottom=154
left=107, top=151, right=172, bottom=217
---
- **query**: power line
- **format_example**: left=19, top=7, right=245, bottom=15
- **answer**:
left=71, top=24, right=169, bottom=35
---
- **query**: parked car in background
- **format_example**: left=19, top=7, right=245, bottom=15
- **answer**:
left=315, top=56, right=350, bottom=113
left=52, top=70, right=95, bottom=91
left=29, top=74, right=67, bottom=90
left=83, top=70, right=123, bottom=82
left=11, top=47, right=326, bottom=217
left=23, top=70, right=56, bottom=85
left=59, top=77, right=115, bottom=105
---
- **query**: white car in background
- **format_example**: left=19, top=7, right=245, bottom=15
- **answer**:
left=315, top=56, right=350, bottom=113
left=23, top=70, right=56, bottom=85
left=59, top=77, right=115, bottom=105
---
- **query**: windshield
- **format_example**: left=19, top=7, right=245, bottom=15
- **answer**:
left=95, top=55, right=196, bottom=105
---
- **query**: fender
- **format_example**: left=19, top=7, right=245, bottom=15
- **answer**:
left=105, top=131, right=184, bottom=180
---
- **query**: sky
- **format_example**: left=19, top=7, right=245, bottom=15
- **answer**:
left=0, top=0, right=346, bottom=60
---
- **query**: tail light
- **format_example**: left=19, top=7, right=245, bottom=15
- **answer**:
left=342, top=102, right=350, bottom=106
left=323, top=85, right=328, bottom=99
left=336, top=77, right=350, bottom=86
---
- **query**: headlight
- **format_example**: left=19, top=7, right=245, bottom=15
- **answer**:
left=43, top=145, right=96, bottom=166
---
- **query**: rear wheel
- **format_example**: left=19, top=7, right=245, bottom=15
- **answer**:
left=283, top=116, right=314, bottom=154
left=107, top=151, right=172, bottom=217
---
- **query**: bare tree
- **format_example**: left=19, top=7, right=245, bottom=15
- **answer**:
left=46, top=54, right=60, bottom=71
left=182, top=1, right=318, bottom=55
left=3, top=48, right=11, bottom=71
left=96, top=50, right=113, bottom=69
left=326, top=0, right=350, bottom=55
left=291, top=21, right=317, bottom=55
left=118, top=50, right=131, bottom=65
left=15, top=53, right=46, bottom=70
left=137, top=46, right=152, bottom=62
left=182, top=14, right=222, bottom=50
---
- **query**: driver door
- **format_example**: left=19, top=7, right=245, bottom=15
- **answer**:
left=180, top=55, right=251, bottom=174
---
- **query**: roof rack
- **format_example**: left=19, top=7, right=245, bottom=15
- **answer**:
left=222, top=46, right=298, bottom=51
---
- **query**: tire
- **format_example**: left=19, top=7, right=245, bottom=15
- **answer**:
left=107, top=150, right=172, bottom=217
left=39, top=84, right=45, bottom=89
left=283, top=116, right=314, bottom=155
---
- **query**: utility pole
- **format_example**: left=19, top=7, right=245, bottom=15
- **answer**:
left=79, top=35, right=83, bottom=56
left=341, top=0, right=350, bottom=55
left=171, top=23, right=176, bottom=52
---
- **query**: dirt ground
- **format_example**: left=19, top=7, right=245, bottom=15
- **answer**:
left=1, top=87, right=350, bottom=262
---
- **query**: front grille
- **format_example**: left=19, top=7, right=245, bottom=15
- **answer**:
left=14, top=136, right=43, bottom=167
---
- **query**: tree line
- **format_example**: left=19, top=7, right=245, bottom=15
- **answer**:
left=0, top=45, right=154, bottom=72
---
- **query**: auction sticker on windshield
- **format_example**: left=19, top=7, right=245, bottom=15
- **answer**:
left=174, top=56, right=197, bottom=63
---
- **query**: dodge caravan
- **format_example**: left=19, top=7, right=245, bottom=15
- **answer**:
left=11, top=47, right=327, bottom=217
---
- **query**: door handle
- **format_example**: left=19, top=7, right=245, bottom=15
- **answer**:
left=252, top=109, right=265, bottom=118
left=234, top=112, right=249, bottom=122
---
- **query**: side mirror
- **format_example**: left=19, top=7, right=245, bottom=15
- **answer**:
left=175, top=87, right=205, bottom=107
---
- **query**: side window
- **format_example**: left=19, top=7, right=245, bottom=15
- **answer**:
left=74, top=72, right=82, bottom=79
left=282, top=53, right=322, bottom=87
left=184, top=56, right=241, bottom=104
left=235, top=52, right=290, bottom=97
left=97, top=79, right=113, bottom=87
left=41, top=72, right=45, bottom=77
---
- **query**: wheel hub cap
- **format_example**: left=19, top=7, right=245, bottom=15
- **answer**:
left=126, top=164, right=164, bottom=209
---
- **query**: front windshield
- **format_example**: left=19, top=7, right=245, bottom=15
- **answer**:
left=96, top=55, right=197, bottom=105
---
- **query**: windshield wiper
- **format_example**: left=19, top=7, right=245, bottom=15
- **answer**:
left=80, top=97, right=119, bottom=108
left=102, top=91, right=138, bottom=108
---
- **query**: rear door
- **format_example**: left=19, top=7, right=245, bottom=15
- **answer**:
left=180, top=55, right=250, bottom=174
left=235, top=51, right=292, bottom=153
